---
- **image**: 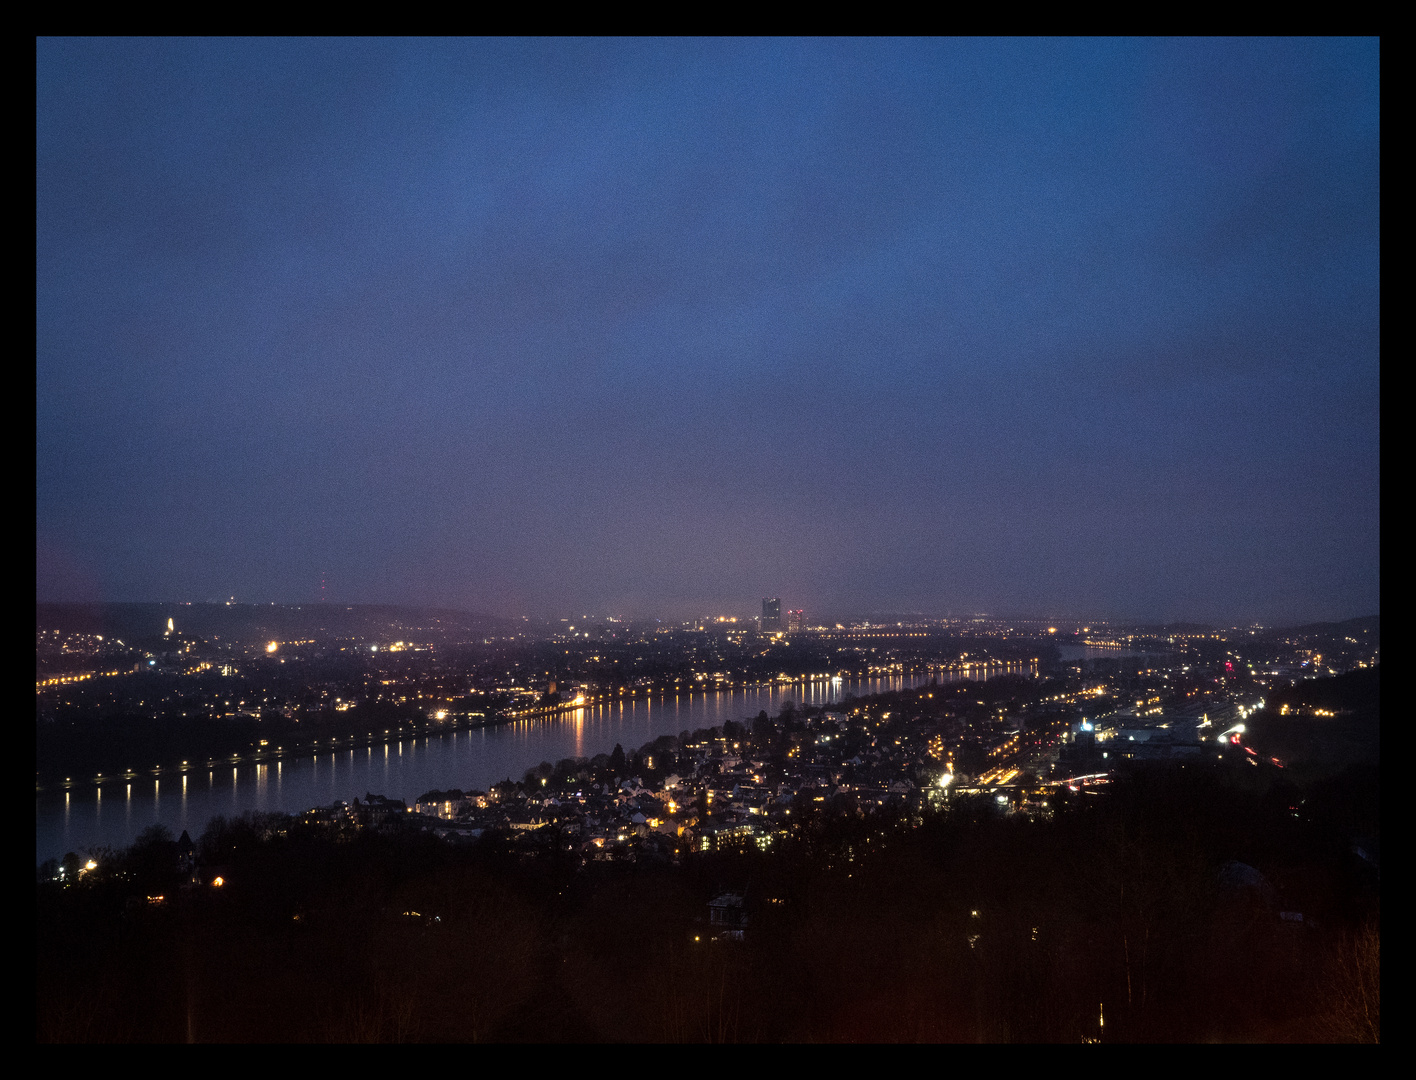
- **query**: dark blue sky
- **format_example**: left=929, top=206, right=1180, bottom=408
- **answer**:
left=37, top=38, right=1379, bottom=624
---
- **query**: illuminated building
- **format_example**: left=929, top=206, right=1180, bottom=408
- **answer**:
left=762, top=598, right=781, bottom=632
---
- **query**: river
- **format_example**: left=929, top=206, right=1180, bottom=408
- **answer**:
left=37, top=665, right=1035, bottom=862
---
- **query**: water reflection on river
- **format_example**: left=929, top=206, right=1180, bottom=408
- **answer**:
left=37, top=664, right=1034, bottom=862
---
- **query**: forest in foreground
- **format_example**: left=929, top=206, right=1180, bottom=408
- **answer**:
left=38, top=757, right=1378, bottom=1043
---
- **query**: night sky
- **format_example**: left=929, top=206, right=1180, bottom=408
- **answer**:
left=37, top=39, right=1379, bottom=624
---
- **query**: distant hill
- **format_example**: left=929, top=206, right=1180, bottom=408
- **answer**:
left=1248, top=666, right=1379, bottom=772
left=35, top=602, right=520, bottom=645
left=1268, top=666, right=1379, bottom=713
left=1270, top=615, right=1379, bottom=641
left=1133, top=616, right=1378, bottom=638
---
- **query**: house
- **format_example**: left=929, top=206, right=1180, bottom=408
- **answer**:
left=353, top=794, right=408, bottom=827
left=504, top=808, right=548, bottom=832
left=697, top=818, right=758, bottom=853
left=708, top=892, right=748, bottom=940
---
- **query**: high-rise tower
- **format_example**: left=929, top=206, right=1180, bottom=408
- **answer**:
left=762, top=598, right=782, bottom=632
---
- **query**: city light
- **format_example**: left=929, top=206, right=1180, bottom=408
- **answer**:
left=36, top=589, right=1378, bottom=1040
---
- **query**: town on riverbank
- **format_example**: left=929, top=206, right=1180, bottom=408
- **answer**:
left=36, top=602, right=1376, bottom=793
left=38, top=667, right=1379, bottom=1042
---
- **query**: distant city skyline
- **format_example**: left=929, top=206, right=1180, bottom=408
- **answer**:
left=35, top=596, right=1375, bottom=633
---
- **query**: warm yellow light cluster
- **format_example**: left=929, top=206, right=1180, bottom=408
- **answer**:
left=37, top=672, right=95, bottom=690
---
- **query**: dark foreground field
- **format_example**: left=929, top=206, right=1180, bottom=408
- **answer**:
left=38, top=761, right=1378, bottom=1043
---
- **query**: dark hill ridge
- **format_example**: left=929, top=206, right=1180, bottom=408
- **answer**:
left=1268, top=666, right=1379, bottom=713
left=1266, top=615, right=1379, bottom=641
left=1129, top=616, right=1378, bottom=637
left=36, top=602, right=519, bottom=645
left=1248, top=666, right=1379, bottom=773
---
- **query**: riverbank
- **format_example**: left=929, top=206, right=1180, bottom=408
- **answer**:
left=40, top=666, right=1033, bottom=794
